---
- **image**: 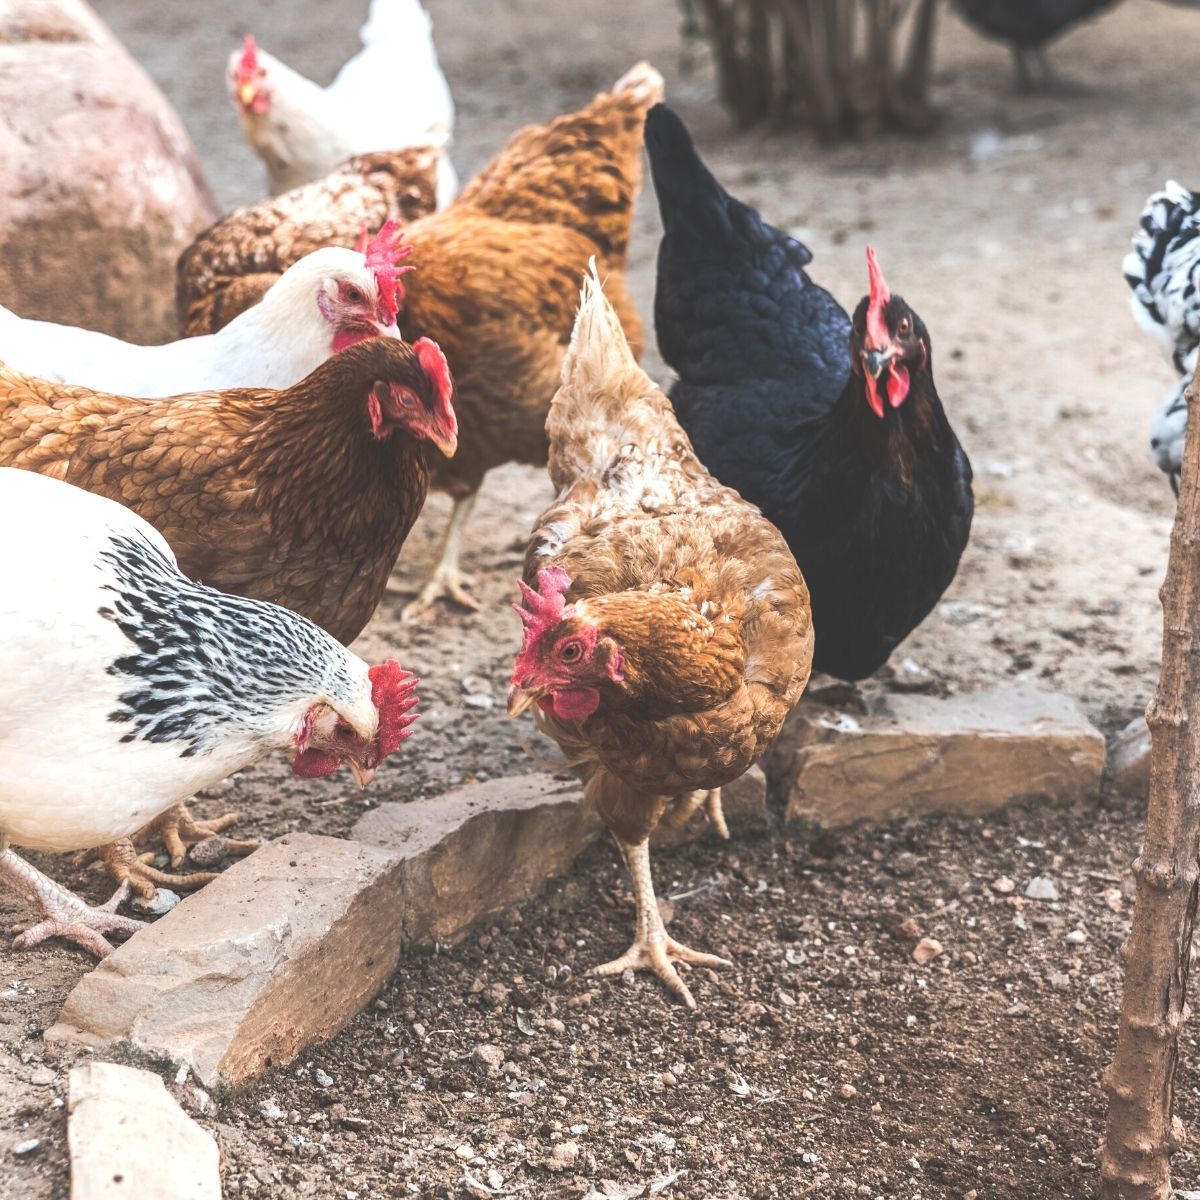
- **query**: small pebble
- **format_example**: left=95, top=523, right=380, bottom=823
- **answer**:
left=313, top=1068, right=334, bottom=1088
left=455, top=1144, right=474, bottom=1161
left=1066, top=929, right=1089, bottom=945
left=133, top=887, right=182, bottom=916
left=839, top=1084, right=857, bottom=1099
left=991, top=876, right=1015, bottom=895
left=912, top=937, right=944, bottom=966
left=12, top=1139, right=39, bottom=1157
left=28, top=1066, right=55, bottom=1087
left=1025, top=877, right=1059, bottom=902
left=188, top=837, right=230, bottom=870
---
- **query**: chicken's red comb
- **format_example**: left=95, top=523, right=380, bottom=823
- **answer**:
left=865, top=246, right=891, bottom=351
left=414, top=337, right=453, bottom=411
left=238, top=34, right=260, bottom=82
left=369, top=660, right=420, bottom=759
left=355, top=220, right=414, bottom=326
left=510, top=565, right=573, bottom=683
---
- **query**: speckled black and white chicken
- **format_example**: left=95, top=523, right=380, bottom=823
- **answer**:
left=1124, top=179, right=1200, bottom=492
left=0, top=468, right=418, bottom=957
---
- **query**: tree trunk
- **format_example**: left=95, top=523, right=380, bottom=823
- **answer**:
left=1099, top=363, right=1200, bottom=1199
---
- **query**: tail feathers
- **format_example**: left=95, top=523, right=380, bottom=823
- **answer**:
left=645, top=103, right=812, bottom=266
left=611, top=61, right=665, bottom=106
left=562, top=259, right=637, bottom=388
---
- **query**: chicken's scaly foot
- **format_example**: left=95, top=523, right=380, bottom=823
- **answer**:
left=1, top=849, right=144, bottom=959
left=399, top=491, right=481, bottom=621
left=592, top=838, right=731, bottom=1009
left=73, top=838, right=220, bottom=902
left=131, top=803, right=258, bottom=868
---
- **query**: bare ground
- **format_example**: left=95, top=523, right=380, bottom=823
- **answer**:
left=4, top=0, right=1200, bottom=1196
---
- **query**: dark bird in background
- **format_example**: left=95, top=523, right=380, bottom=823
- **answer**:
left=645, top=104, right=974, bottom=683
left=952, top=0, right=1200, bottom=92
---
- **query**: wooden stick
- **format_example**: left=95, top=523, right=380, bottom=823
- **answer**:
left=1099, top=362, right=1200, bottom=1198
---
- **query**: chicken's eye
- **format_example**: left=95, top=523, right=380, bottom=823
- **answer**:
left=345, top=286, right=365, bottom=305
left=897, top=316, right=912, bottom=336
left=558, top=640, right=583, bottom=663
left=335, top=722, right=354, bottom=738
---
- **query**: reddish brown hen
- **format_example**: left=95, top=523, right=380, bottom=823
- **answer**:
left=176, top=63, right=664, bottom=617
left=0, top=336, right=456, bottom=893
left=507, top=266, right=813, bottom=1008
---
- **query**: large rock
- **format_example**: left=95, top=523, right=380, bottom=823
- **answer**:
left=350, top=774, right=602, bottom=945
left=775, top=686, right=1105, bottom=827
left=0, top=0, right=217, bottom=343
left=46, top=770, right=769, bottom=1086
left=48, top=834, right=412, bottom=1086
left=67, top=1061, right=219, bottom=1200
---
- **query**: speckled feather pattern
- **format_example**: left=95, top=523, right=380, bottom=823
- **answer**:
left=0, top=338, right=438, bottom=646
left=525, top=272, right=813, bottom=846
left=175, top=66, right=663, bottom=502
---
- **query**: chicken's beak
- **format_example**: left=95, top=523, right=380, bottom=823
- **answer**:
left=375, top=321, right=402, bottom=341
left=430, top=421, right=458, bottom=460
left=507, top=683, right=540, bottom=718
left=348, top=760, right=377, bottom=790
left=864, top=346, right=896, bottom=380
left=237, top=82, right=258, bottom=108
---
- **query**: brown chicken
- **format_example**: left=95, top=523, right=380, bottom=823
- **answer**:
left=506, top=267, right=813, bottom=1008
left=0, top=336, right=456, bottom=893
left=176, top=146, right=441, bottom=337
left=176, top=63, right=664, bottom=618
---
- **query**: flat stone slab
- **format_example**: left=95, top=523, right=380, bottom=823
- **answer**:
left=46, top=769, right=770, bottom=1087
left=350, top=774, right=602, bottom=945
left=48, top=834, right=410, bottom=1086
left=68, top=1061, right=219, bottom=1200
left=775, top=685, right=1105, bottom=828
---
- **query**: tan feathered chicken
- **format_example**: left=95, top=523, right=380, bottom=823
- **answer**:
left=177, top=63, right=663, bottom=617
left=0, top=337, right=456, bottom=895
left=507, top=267, right=813, bottom=1008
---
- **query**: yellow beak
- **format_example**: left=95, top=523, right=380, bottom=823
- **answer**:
left=506, top=685, right=538, bottom=718
left=237, top=83, right=257, bottom=107
left=348, top=761, right=377, bottom=790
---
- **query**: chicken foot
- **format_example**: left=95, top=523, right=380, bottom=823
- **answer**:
left=0, top=848, right=144, bottom=958
left=593, top=836, right=732, bottom=1009
left=1012, top=46, right=1087, bottom=95
left=400, top=491, right=481, bottom=621
left=658, top=788, right=730, bottom=840
left=75, top=803, right=258, bottom=900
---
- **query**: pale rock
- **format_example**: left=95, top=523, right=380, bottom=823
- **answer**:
left=1108, top=716, right=1150, bottom=798
left=1025, top=876, right=1059, bottom=902
left=0, top=0, right=217, bottom=342
left=350, top=774, right=601, bottom=945
left=912, top=937, right=943, bottom=966
left=990, top=877, right=1016, bottom=895
left=67, top=1061, right=219, bottom=1199
left=774, top=687, right=1105, bottom=827
left=47, top=835, right=413, bottom=1086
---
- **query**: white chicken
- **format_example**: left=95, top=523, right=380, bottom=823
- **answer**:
left=0, top=468, right=419, bottom=957
left=0, top=226, right=411, bottom=396
left=1124, top=179, right=1200, bottom=491
left=229, top=0, right=457, bottom=206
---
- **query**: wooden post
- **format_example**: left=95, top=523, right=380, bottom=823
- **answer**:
left=1099, top=363, right=1200, bottom=1198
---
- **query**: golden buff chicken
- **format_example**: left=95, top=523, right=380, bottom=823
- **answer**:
left=507, top=266, right=814, bottom=1008
left=0, top=336, right=456, bottom=895
left=176, top=62, right=664, bottom=618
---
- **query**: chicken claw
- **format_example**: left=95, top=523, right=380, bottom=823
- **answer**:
left=400, top=564, right=480, bottom=622
left=132, top=803, right=258, bottom=868
left=1, top=849, right=144, bottom=959
left=594, top=838, right=732, bottom=1008
left=74, top=839, right=219, bottom=902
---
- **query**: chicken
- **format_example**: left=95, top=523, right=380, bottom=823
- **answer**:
left=1123, top=180, right=1200, bottom=493
left=506, top=266, right=813, bottom=1008
left=647, top=105, right=973, bottom=683
left=176, top=148, right=439, bottom=339
left=0, top=467, right=418, bottom=957
left=0, top=227, right=410, bottom=396
left=229, top=0, right=457, bottom=205
left=180, top=63, right=664, bottom=618
left=950, top=0, right=1119, bottom=90
left=0, top=335, right=456, bottom=894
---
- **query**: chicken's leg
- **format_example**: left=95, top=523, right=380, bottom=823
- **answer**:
left=658, top=788, right=730, bottom=840
left=400, top=491, right=481, bottom=621
left=593, top=836, right=732, bottom=1008
left=75, top=803, right=258, bottom=900
left=0, top=847, right=144, bottom=958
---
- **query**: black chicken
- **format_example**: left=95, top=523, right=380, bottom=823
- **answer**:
left=953, top=0, right=1200, bottom=91
left=646, top=104, right=973, bottom=682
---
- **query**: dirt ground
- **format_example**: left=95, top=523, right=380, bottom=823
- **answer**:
left=3, top=0, right=1200, bottom=1196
